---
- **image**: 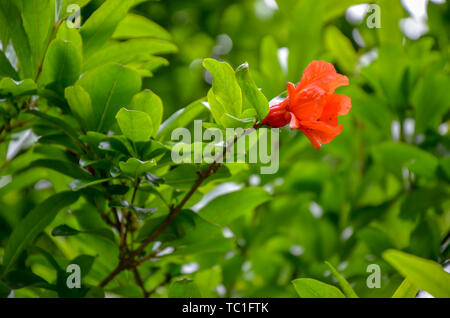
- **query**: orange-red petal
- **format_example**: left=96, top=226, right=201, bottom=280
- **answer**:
left=297, top=60, right=349, bottom=94
left=300, top=121, right=343, bottom=144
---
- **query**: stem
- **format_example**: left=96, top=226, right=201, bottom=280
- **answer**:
left=35, top=21, right=60, bottom=82
left=99, top=262, right=126, bottom=287
left=132, top=267, right=149, bottom=298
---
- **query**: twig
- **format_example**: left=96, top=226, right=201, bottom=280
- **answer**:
left=98, top=123, right=261, bottom=287
left=132, top=267, right=149, bottom=298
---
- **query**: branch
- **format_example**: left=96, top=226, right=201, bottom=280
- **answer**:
left=98, top=123, right=261, bottom=287
left=132, top=267, right=149, bottom=298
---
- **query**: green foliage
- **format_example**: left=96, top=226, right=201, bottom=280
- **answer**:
left=292, top=278, right=345, bottom=298
left=383, top=250, right=450, bottom=298
left=0, top=0, right=448, bottom=299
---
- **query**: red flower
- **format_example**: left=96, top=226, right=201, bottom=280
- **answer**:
left=262, top=61, right=351, bottom=150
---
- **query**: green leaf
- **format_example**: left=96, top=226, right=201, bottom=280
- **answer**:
left=55, top=23, right=83, bottom=56
left=28, top=159, right=94, bottom=180
left=325, top=261, right=358, bottom=298
left=413, top=71, right=450, bottom=134
left=116, top=108, right=153, bottom=142
left=392, top=279, right=419, bottom=298
left=113, top=13, right=171, bottom=40
left=0, top=1, right=33, bottom=77
left=68, top=178, right=112, bottom=191
left=0, top=78, right=37, bottom=97
left=138, top=210, right=233, bottom=255
left=287, top=0, right=322, bottom=82
left=0, top=50, right=19, bottom=80
left=198, top=188, right=270, bottom=226
left=30, top=246, right=61, bottom=271
left=65, top=85, right=96, bottom=130
left=377, top=0, right=404, bottom=45
left=71, top=254, right=96, bottom=277
left=157, top=98, right=210, bottom=141
left=168, top=279, right=202, bottom=298
left=129, top=89, right=163, bottom=137
left=0, top=191, right=79, bottom=277
left=292, top=278, right=345, bottom=298
left=203, top=58, right=242, bottom=125
left=51, top=224, right=80, bottom=236
left=372, top=142, right=439, bottom=178
left=77, top=63, right=141, bottom=132
left=0, top=280, right=10, bottom=298
left=383, top=249, right=450, bottom=298
left=80, top=0, right=134, bottom=58
left=83, top=38, right=177, bottom=71
left=324, top=25, right=357, bottom=74
left=20, top=0, right=54, bottom=74
left=41, top=39, right=82, bottom=92
left=235, top=63, right=269, bottom=121
left=28, top=110, right=83, bottom=146
left=322, top=0, right=367, bottom=22
left=119, top=158, right=156, bottom=178
left=3, top=269, right=54, bottom=290
left=259, top=36, right=285, bottom=99
left=163, top=165, right=231, bottom=190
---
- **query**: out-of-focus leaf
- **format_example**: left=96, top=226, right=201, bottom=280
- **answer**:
left=80, top=0, right=133, bottom=57
left=0, top=78, right=36, bottom=97
left=383, top=249, right=450, bottom=298
left=372, top=142, right=439, bottom=178
left=322, top=0, right=367, bottom=22
left=0, top=191, right=79, bottom=277
left=168, top=279, right=202, bottom=298
left=287, top=0, right=322, bottom=82
left=377, top=0, right=404, bottom=45
left=0, top=1, right=33, bottom=77
left=198, top=187, right=270, bottom=226
left=0, top=280, right=10, bottom=298
left=400, top=187, right=447, bottom=220
left=113, top=13, right=171, bottom=40
left=324, top=26, right=357, bottom=74
left=138, top=210, right=233, bottom=255
left=0, top=50, right=19, bottom=80
left=28, top=159, right=93, bottom=180
left=325, top=261, right=358, bottom=298
left=163, top=165, right=230, bottom=190
left=292, top=278, right=345, bottom=298
left=413, top=71, right=450, bottom=134
left=157, top=98, right=209, bottom=141
left=258, top=36, right=285, bottom=99
left=51, top=224, right=80, bottom=236
left=392, top=279, right=418, bottom=298
left=83, top=38, right=177, bottom=71
left=3, top=269, right=54, bottom=290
